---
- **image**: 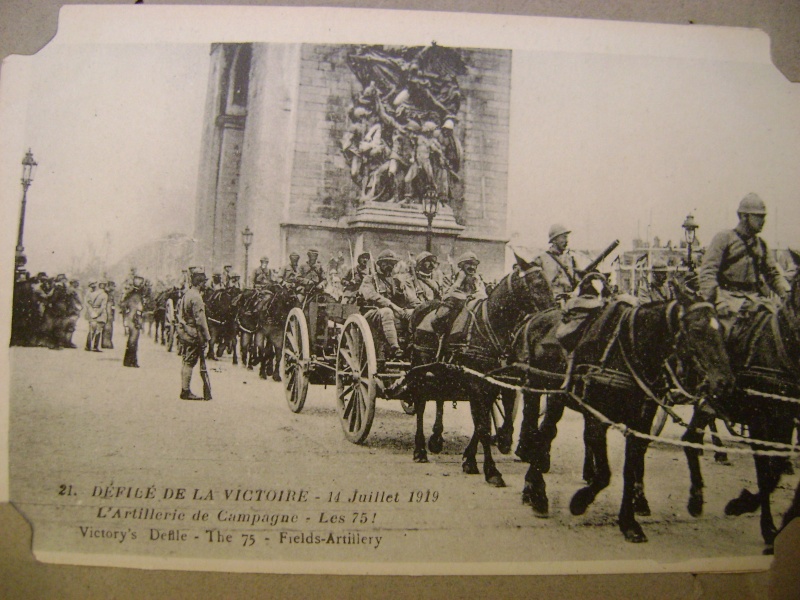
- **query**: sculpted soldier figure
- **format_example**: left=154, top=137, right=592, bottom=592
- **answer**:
left=342, top=251, right=371, bottom=302
left=178, top=268, right=212, bottom=400
left=534, top=224, right=579, bottom=301
left=412, top=251, right=442, bottom=302
left=698, top=193, right=789, bottom=329
left=358, top=249, right=420, bottom=360
left=121, top=276, right=145, bottom=368
left=431, top=251, right=486, bottom=335
left=84, top=281, right=108, bottom=352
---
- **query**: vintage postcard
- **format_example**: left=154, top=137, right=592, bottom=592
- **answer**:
left=1, top=5, right=798, bottom=575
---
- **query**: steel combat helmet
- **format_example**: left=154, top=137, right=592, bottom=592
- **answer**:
left=457, top=251, right=480, bottom=266
left=737, top=192, right=767, bottom=215
left=548, top=224, right=571, bottom=243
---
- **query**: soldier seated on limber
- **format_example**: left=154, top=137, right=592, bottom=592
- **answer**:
left=637, top=259, right=673, bottom=304
left=253, top=257, right=277, bottom=291
left=358, top=249, right=421, bottom=360
left=430, top=251, right=486, bottom=336
left=342, top=251, right=371, bottom=303
left=412, top=251, right=443, bottom=303
left=297, top=249, right=327, bottom=303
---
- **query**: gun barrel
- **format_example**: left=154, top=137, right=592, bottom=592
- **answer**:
left=584, top=239, right=620, bottom=273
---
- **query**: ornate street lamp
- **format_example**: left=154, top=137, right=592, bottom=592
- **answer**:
left=241, top=226, right=254, bottom=287
left=15, top=149, right=37, bottom=270
left=682, top=214, right=699, bottom=271
left=421, top=190, right=439, bottom=253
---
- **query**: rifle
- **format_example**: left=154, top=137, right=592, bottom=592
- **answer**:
left=578, top=239, right=620, bottom=277
left=199, top=350, right=213, bottom=400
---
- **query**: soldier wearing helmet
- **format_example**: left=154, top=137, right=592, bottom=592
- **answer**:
left=253, top=257, right=276, bottom=290
left=698, top=193, right=788, bottom=327
left=637, top=259, right=673, bottom=303
left=534, top=224, right=579, bottom=301
left=178, top=267, right=212, bottom=400
left=121, top=275, right=145, bottom=368
left=280, top=252, right=302, bottom=288
left=412, top=251, right=443, bottom=302
left=431, top=251, right=487, bottom=335
left=342, top=250, right=372, bottom=302
left=297, top=249, right=327, bottom=301
left=358, top=249, right=421, bottom=359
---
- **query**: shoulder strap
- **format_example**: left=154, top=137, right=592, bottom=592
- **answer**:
left=733, top=230, right=765, bottom=286
left=546, top=251, right=576, bottom=286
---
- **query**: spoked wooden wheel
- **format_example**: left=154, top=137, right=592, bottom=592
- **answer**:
left=336, top=314, right=377, bottom=444
left=281, top=307, right=310, bottom=413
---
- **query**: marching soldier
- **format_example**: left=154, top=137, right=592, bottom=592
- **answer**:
left=534, top=223, right=579, bottom=301
left=342, top=251, right=371, bottom=302
left=84, top=281, right=108, bottom=352
left=121, top=275, right=145, bottom=368
left=102, top=280, right=116, bottom=349
left=637, top=260, right=672, bottom=303
left=253, top=257, right=276, bottom=289
left=430, top=251, right=486, bottom=335
left=298, top=249, right=326, bottom=298
left=698, top=193, right=789, bottom=330
left=412, top=251, right=442, bottom=302
left=358, top=249, right=420, bottom=360
left=178, top=268, right=212, bottom=400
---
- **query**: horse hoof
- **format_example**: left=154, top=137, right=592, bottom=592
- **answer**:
left=486, top=474, right=506, bottom=488
left=272, top=373, right=281, bottom=382
left=427, top=434, right=443, bottom=454
left=633, top=497, right=651, bottom=517
left=688, top=489, right=704, bottom=518
left=725, top=489, right=759, bottom=516
left=413, top=452, right=428, bottom=464
left=496, top=433, right=513, bottom=455
left=569, top=487, right=595, bottom=516
left=522, top=484, right=549, bottom=517
left=462, top=461, right=480, bottom=475
left=621, top=525, right=648, bottom=543
left=763, top=545, right=775, bottom=556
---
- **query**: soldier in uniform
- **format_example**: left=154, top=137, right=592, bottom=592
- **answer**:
left=211, top=273, right=225, bottom=291
left=280, top=252, right=301, bottom=286
left=64, top=279, right=83, bottom=349
left=297, top=249, right=326, bottom=300
left=412, top=251, right=442, bottom=302
left=178, top=268, right=212, bottom=400
left=222, top=265, right=234, bottom=287
left=121, top=275, right=145, bottom=368
left=342, top=251, right=371, bottom=302
left=253, top=257, right=275, bottom=289
left=358, top=249, right=420, bottom=359
left=698, top=193, right=789, bottom=330
left=102, top=280, right=116, bottom=349
left=84, top=280, right=108, bottom=352
left=430, top=251, right=486, bottom=335
left=227, top=274, right=241, bottom=289
left=534, top=223, right=579, bottom=301
left=637, top=260, right=673, bottom=303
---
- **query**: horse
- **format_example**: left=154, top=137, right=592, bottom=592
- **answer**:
left=203, top=288, right=241, bottom=365
left=399, top=254, right=554, bottom=485
left=235, top=285, right=297, bottom=380
left=516, top=280, right=734, bottom=542
left=686, top=250, right=800, bottom=553
left=152, top=289, right=170, bottom=345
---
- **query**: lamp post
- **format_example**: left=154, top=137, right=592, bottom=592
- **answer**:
left=421, top=190, right=439, bottom=253
left=241, top=227, right=253, bottom=287
left=682, top=214, right=698, bottom=272
left=15, top=149, right=37, bottom=271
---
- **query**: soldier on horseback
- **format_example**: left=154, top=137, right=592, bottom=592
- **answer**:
left=698, top=193, right=789, bottom=331
left=359, top=249, right=420, bottom=360
left=637, top=259, right=672, bottom=303
left=535, top=223, right=579, bottom=302
left=430, top=251, right=486, bottom=336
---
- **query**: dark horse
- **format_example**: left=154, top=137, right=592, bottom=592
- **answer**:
left=686, top=251, right=800, bottom=553
left=516, top=281, right=734, bottom=542
left=204, top=287, right=241, bottom=365
left=399, top=255, right=554, bottom=485
left=236, top=284, right=297, bottom=380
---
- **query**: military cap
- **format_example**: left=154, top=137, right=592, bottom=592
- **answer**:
left=737, top=192, right=767, bottom=215
left=651, top=259, right=669, bottom=272
left=189, top=266, right=205, bottom=274
left=422, top=121, right=438, bottom=133
left=416, top=251, right=437, bottom=266
left=230, top=274, right=241, bottom=280
left=548, top=224, right=571, bottom=243
left=289, top=252, right=300, bottom=259
left=260, top=256, right=269, bottom=263
left=358, top=251, right=371, bottom=260
left=55, top=274, right=67, bottom=282
left=223, top=264, right=232, bottom=269
left=457, top=251, right=480, bottom=266
left=307, top=249, right=320, bottom=255
left=376, top=249, right=399, bottom=263
left=212, top=272, right=222, bottom=280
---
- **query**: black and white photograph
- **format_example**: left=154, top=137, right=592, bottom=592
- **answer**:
left=1, top=5, right=799, bottom=577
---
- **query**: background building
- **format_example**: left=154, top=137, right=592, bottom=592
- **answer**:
left=194, top=43, right=512, bottom=280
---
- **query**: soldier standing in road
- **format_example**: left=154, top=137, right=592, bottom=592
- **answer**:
left=698, top=193, right=789, bottom=330
left=359, top=249, right=420, bottom=359
left=534, top=224, right=579, bottom=301
left=178, top=268, right=212, bottom=400
left=84, top=281, right=108, bottom=352
left=102, top=280, right=116, bottom=349
left=121, top=276, right=145, bottom=368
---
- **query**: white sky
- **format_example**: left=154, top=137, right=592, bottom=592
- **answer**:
left=1, top=7, right=798, bottom=274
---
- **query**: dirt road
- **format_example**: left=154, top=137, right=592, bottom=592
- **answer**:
left=8, top=319, right=796, bottom=572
